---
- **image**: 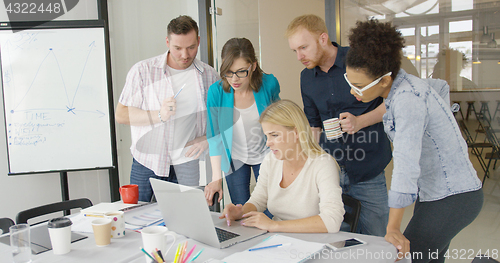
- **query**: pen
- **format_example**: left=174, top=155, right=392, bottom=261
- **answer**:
left=153, top=250, right=163, bottom=263
left=249, top=243, right=291, bottom=251
left=174, top=84, right=185, bottom=98
left=181, top=244, right=196, bottom=263
left=173, top=243, right=182, bottom=263
left=178, top=241, right=188, bottom=263
left=83, top=214, right=104, bottom=218
left=119, top=202, right=152, bottom=212
left=140, top=247, right=157, bottom=262
left=155, top=248, right=164, bottom=262
left=187, top=248, right=204, bottom=263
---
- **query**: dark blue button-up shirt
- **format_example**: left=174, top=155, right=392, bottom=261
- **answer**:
left=300, top=42, right=392, bottom=184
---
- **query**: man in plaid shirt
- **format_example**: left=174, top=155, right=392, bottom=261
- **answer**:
left=115, top=15, right=219, bottom=202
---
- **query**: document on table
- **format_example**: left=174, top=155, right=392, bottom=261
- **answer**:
left=222, top=234, right=325, bottom=263
left=124, top=203, right=163, bottom=230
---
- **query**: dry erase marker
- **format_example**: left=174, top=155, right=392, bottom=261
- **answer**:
left=174, top=84, right=185, bottom=98
left=249, top=243, right=291, bottom=251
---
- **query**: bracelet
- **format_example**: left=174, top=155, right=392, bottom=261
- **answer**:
left=158, top=111, right=166, bottom=123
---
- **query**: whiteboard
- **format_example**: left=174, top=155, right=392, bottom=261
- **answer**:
left=0, top=27, right=113, bottom=174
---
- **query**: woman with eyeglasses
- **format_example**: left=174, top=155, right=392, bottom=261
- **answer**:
left=344, top=19, right=483, bottom=262
left=205, top=38, right=280, bottom=207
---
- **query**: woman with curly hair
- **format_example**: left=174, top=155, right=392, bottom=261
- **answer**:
left=344, top=19, right=483, bottom=262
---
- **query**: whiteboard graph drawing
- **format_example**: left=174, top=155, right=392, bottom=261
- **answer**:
left=0, top=27, right=113, bottom=174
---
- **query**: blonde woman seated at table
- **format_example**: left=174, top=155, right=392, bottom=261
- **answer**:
left=220, top=100, right=345, bottom=233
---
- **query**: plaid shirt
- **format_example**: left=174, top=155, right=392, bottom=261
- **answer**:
left=118, top=52, right=219, bottom=176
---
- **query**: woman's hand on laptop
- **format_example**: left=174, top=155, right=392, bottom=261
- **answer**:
left=219, top=204, right=244, bottom=226
left=240, top=212, right=277, bottom=231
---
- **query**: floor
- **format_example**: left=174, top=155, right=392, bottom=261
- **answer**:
left=385, top=118, right=500, bottom=262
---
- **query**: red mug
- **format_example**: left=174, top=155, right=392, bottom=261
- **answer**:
left=119, top=184, right=139, bottom=204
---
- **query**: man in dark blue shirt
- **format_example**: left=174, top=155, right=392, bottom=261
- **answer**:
left=286, top=14, right=392, bottom=236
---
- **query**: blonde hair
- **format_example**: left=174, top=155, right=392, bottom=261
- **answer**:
left=285, top=14, right=329, bottom=39
left=259, top=100, right=325, bottom=157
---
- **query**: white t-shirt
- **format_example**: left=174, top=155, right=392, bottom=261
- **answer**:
left=247, top=152, right=344, bottom=233
left=231, top=102, right=268, bottom=165
left=168, top=64, right=198, bottom=165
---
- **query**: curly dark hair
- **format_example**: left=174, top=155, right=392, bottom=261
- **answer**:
left=346, top=19, right=405, bottom=79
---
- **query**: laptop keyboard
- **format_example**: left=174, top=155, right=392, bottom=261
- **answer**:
left=215, top=227, right=240, bottom=242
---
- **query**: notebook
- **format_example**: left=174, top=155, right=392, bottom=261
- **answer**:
left=222, top=234, right=326, bottom=263
left=150, top=178, right=267, bottom=248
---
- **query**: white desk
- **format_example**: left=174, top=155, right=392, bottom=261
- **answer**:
left=0, top=213, right=410, bottom=263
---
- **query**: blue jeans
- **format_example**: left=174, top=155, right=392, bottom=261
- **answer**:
left=225, top=160, right=261, bottom=205
left=339, top=168, right=389, bottom=236
left=130, top=158, right=200, bottom=202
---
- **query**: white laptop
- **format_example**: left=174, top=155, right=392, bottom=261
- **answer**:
left=150, top=178, right=267, bottom=249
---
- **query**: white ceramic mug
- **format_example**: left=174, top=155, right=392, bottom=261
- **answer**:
left=141, top=226, right=176, bottom=263
left=105, top=211, right=125, bottom=238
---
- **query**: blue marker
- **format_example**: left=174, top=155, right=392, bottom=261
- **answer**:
left=174, top=84, right=185, bottom=98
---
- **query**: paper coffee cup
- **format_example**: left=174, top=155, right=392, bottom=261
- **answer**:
left=91, top=218, right=112, bottom=246
left=324, top=118, right=344, bottom=140
left=47, top=217, right=72, bottom=255
left=105, top=211, right=125, bottom=238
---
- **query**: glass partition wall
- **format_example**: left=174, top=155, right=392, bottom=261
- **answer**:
left=339, top=0, right=500, bottom=185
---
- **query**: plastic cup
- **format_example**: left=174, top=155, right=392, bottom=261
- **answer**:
left=9, top=224, right=32, bottom=263
left=47, top=217, right=73, bottom=255
left=91, top=218, right=112, bottom=246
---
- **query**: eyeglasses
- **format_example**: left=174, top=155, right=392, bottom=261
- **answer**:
left=344, top=72, right=392, bottom=96
left=224, top=64, right=252, bottom=79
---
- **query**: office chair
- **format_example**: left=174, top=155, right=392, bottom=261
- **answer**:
left=196, top=186, right=221, bottom=212
left=472, top=255, right=500, bottom=263
left=16, top=198, right=93, bottom=225
left=342, top=194, right=361, bottom=233
left=0, top=217, right=15, bottom=234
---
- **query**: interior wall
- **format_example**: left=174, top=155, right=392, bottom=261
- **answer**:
left=258, top=0, right=325, bottom=107
left=107, top=0, right=199, bottom=187
left=0, top=0, right=200, bottom=222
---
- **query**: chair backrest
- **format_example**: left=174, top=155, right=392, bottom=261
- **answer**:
left=483, top=124, right=500, bottom=154
left=342, top=194, right=361, bottom=233
left=16, top=198, right=93, bottom=224
left=0, top=217, right=14, bottom=234
left=458, top=120, right=474, bottom=144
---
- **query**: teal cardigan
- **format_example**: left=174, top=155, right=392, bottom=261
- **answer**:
left=206, top=73, right=280, bottom=173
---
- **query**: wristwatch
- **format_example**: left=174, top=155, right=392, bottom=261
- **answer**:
left=158, top=111, right=166, bottom=123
